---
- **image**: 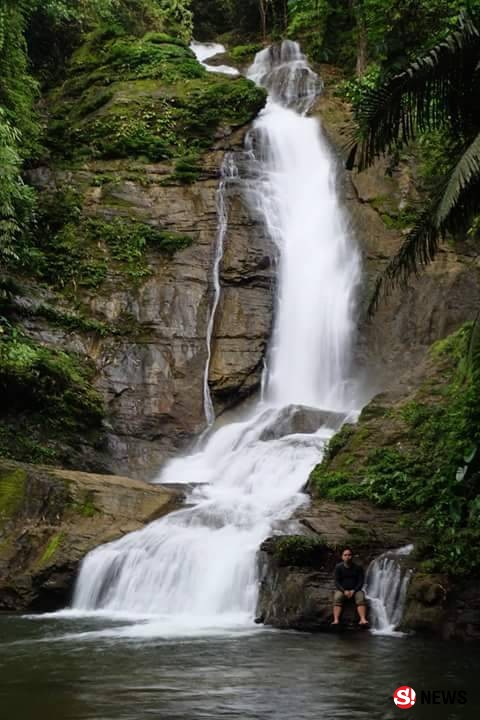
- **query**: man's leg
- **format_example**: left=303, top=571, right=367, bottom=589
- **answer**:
left=355, top=591, right=368, bottom=625
left=332, top=591, right=344, bottom=624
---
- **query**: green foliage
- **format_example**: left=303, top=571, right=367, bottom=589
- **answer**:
left=357, top=0, right=478, bottom=69
left=0, top=325, right=103, bottom=426
left=0, top=320, right=104, bottom=465
left=338, top=65, right=380, bottom=107
left=311, top=324, right=480, bottom=576
left=46, top=31, right=265, bottom=164
left=171, top=155, right=202, bottom=183
left=347, top=13, right=480, bottom=310
left=324, top=424, right=355, bottom=462
left=272, top=534, right=328, bottom=566
left=0, top=111, right=36, bottom=263
left=287, top=0, right=330, bottom=58
left=10, top=188, right=192, bottom=291
left=230, top=43, right=264, bottom=59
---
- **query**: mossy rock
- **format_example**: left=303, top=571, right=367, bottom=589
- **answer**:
left=46, top=32, right=266, bottom=165
left=265, top=535, right=330, bottom=568
left=0, top=324, right=105, bottom=466
left=0, top=467, right=27, bottom=525
left=309, top=323, right=480, bottom=577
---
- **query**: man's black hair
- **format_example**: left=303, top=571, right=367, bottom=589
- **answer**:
left=342, top=546, right=353, bottom=554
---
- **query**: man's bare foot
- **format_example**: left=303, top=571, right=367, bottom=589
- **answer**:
left=359, top=620, right=369, bottom=626
left=331, top=620, right=340, bottom=625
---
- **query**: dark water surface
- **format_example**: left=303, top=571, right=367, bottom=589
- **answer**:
left=0, top=615, right=478, bottom=720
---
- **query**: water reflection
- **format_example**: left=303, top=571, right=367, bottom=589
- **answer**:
left=1, top=617, right=479, bottom=720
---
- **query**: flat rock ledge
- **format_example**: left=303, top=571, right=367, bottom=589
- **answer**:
left=0, top=459, right=182, bottom=611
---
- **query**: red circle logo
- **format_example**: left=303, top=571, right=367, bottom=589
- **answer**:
left=393, top=686, right=416, bottom=709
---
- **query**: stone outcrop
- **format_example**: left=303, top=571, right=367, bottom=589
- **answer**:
left=4, top=39, right=273, bottom=479
left=403, top=574, right=480, bottom=641
left=21, top=132, right=274, bottom=479
left=0, top=458, right=181, bottom=610
left=256, top=501, right=410, bottom=631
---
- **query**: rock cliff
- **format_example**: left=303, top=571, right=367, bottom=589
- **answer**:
left=2, top=34, right=272, bottom=479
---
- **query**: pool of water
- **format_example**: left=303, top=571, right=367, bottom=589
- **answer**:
left=1, top=615, right=478, bottom=719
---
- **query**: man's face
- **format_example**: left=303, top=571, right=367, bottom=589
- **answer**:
left=342, top=549, right=353, bottom=564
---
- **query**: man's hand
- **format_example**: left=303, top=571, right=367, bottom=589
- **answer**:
left=344, top=590, right=354, bottom=599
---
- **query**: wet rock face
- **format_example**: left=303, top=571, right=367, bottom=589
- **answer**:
left=19, top=129, right=275, bottom=480
left=0, top=459, right=181, bottom=611
left=209, top=186, right=275, bottom=410
left=402, top=574, right=480, bottom=641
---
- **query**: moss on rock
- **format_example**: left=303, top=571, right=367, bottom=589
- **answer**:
left=39, top=532, right=64, bottom=566
left=0, top=324, right=104, bottom=466
left=309, top=323, right=480, bottom=576
left=0, top=467, right=27, bottom=525
left=46, top=31, right=265, bottom=165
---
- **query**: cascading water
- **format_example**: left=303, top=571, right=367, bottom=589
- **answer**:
left=190, top=41, right=239, bottom=76
left=202, top=154, right=238, bottom=426
left=365, top=545, right=414, bottom=635
left=71, top=41, right=362, bottom=630
left=247, top=43, right=360, bottom=409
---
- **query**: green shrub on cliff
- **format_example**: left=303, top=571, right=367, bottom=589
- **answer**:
left=12, top=189, right=193, bottom=291
left=0, top=323, right=104, bottom=464
left=311, top=323, right=480, bottom=575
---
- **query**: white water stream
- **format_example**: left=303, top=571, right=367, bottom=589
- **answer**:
left=72, top=42, right=362, bottom=631
left=190, top=41, right=239, bottom=76
left=202, top=154, right=238, bottom=425
left=366, top=545, right=414, bottom=635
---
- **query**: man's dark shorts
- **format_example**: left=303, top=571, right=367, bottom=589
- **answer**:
left=333, top=590, right=367, bottom=606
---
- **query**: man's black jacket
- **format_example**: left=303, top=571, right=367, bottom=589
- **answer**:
left=334, top=562, right=364, bottom=592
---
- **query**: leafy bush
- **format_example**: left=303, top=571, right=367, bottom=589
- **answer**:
left=311, top=324, right=480, bottom=575
left=272, top=535, right=328, bottom=567
left=13, top=190, right=192, bottom=290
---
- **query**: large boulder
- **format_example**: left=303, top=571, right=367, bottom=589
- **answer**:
left=0, top=459, right=181, bottom=611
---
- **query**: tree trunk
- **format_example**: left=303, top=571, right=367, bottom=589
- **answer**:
left=349, top=0, right=368, bottom=76
left=259, top=0, right=267, bottom=39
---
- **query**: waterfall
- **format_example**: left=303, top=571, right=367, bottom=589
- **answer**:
left=202, top=155, right=238, bottom=426
left=366, top=545, right=414, bottom=635
left=190, top=41, right=239, bottom=76
left=247, top=43, right=360, bottom=409
left=71, top=41, right=362, bottom=630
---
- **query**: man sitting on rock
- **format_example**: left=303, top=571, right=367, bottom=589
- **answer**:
left=332, top=547, right=369, bottom=626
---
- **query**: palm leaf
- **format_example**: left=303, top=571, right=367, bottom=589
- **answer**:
left=436, top=131, right=480, bottom=225
left=347, top=14, right=480, bottom=170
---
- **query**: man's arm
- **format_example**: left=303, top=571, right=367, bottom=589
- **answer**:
left=334, top=564, right=344, bottom=592
left=353, top=565, right=365, bottom=592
